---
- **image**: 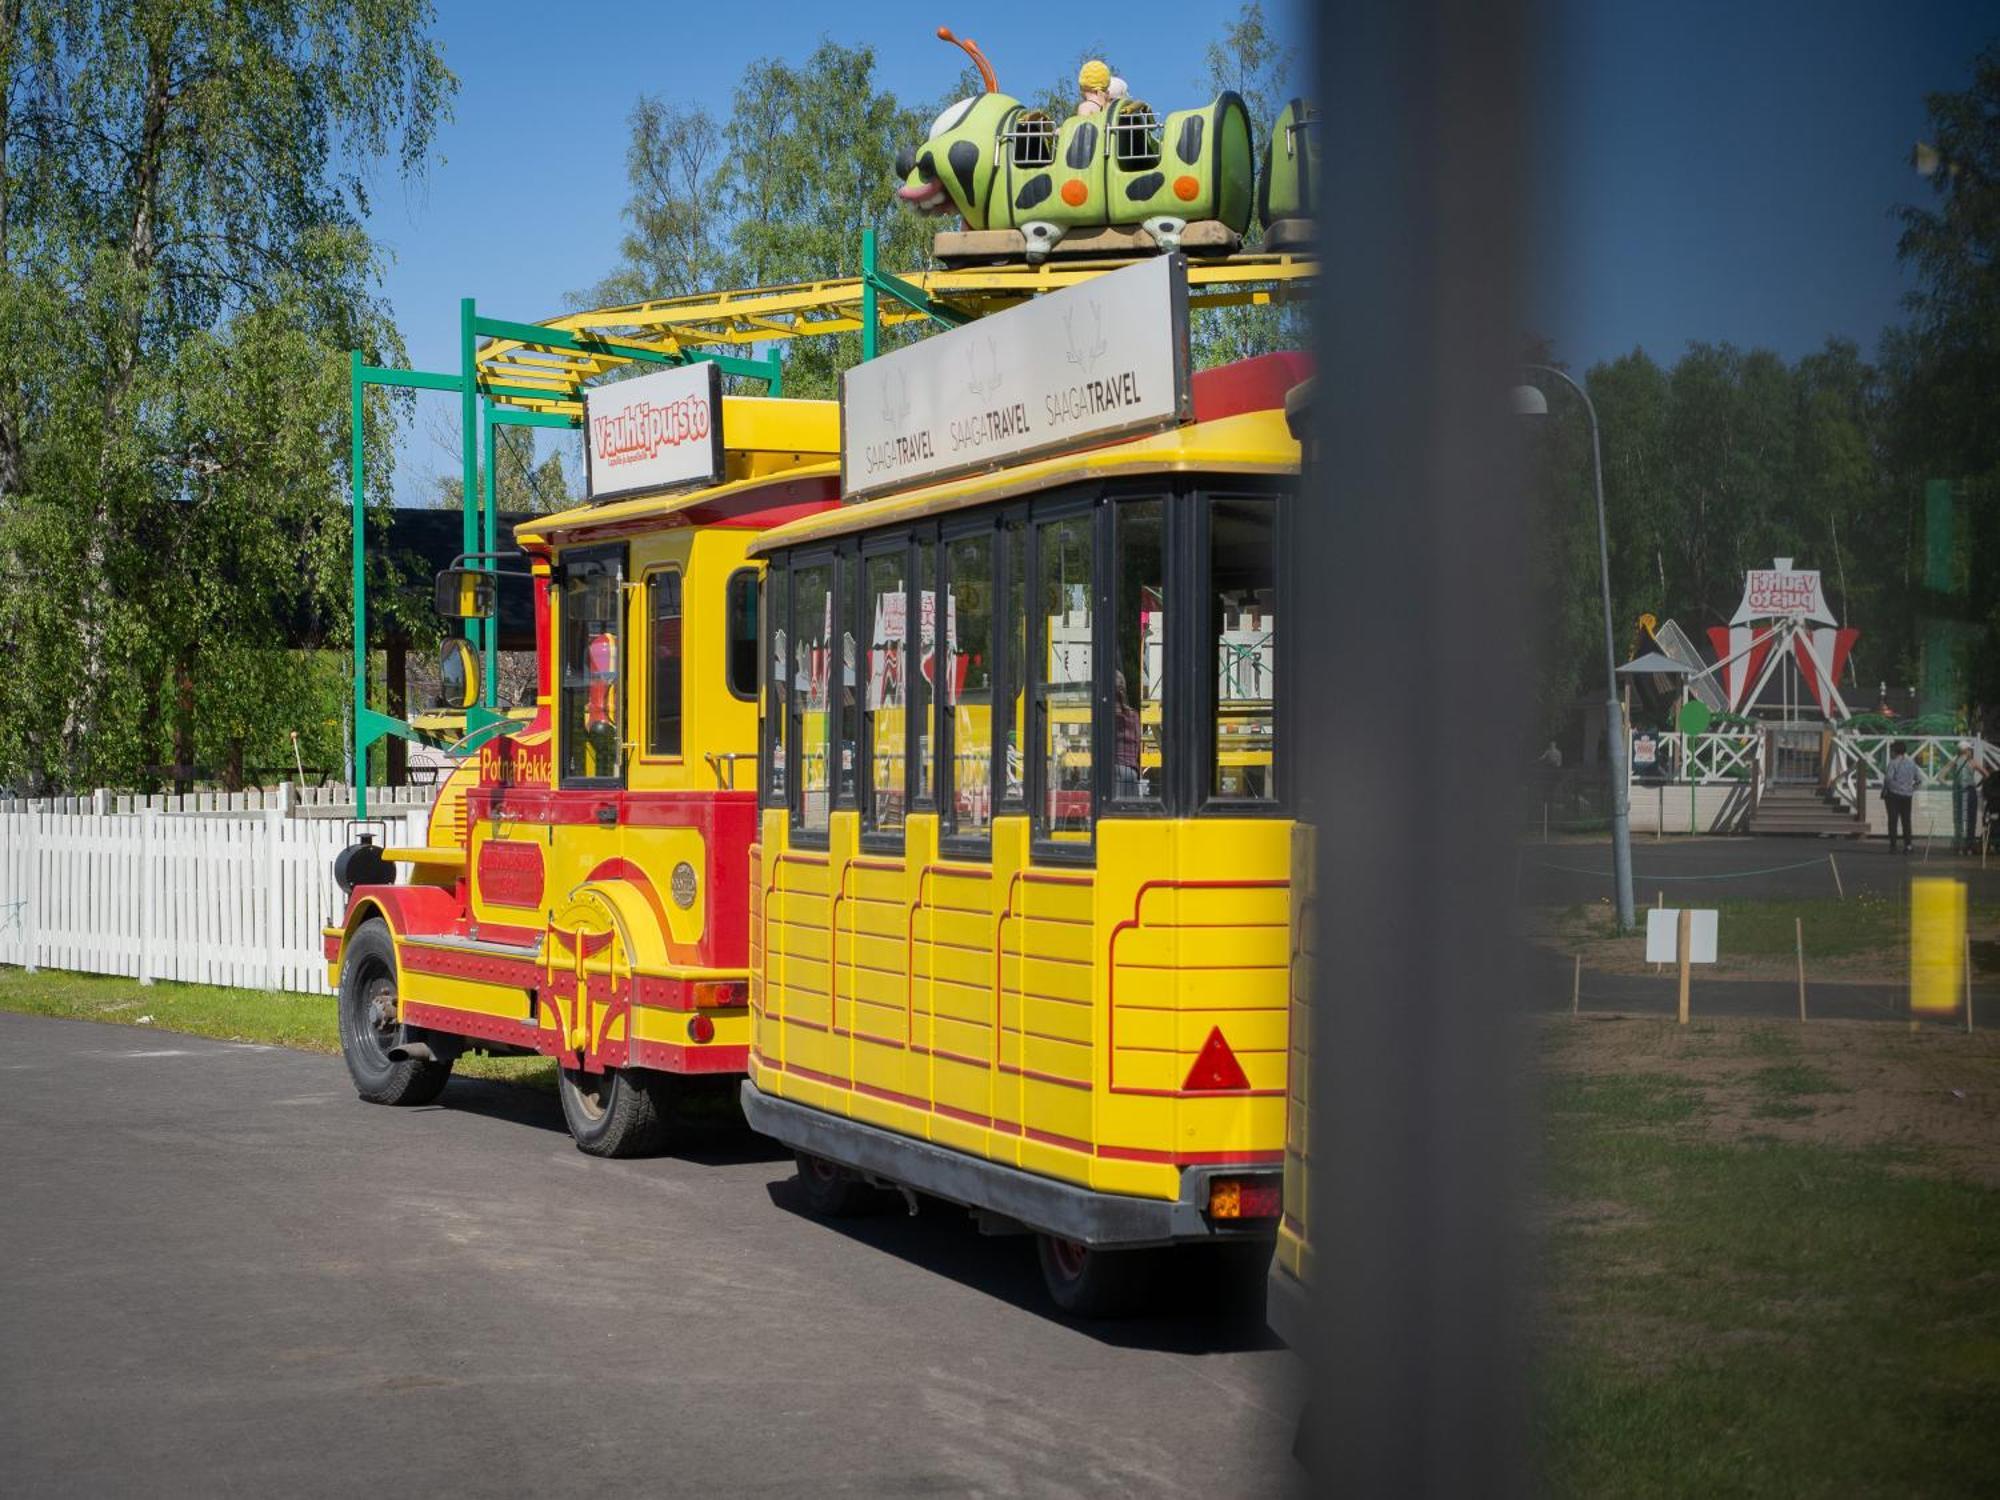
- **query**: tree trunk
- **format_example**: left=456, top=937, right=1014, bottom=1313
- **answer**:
left=386, top=641, right=407, bottom=787
left=173, top=647, right=196, bottom=791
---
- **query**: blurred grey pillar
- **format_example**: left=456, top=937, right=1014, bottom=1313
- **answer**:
left=1300, top=0, right=1538, bottom=1492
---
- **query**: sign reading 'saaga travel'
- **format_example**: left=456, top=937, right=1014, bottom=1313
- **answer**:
left=584, top=360, right=725, bottom=502
left=840, top=254, right=1192, bottom=502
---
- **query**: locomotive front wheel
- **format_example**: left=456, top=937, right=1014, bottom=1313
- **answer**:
left=1035, top=1234, right=1159, bottom=1319
left=336, top=921, right=452, bottom=1107
left=556, top=1065, right=670, bottom=1158
left=790, top=1151, right=886, bottom=1217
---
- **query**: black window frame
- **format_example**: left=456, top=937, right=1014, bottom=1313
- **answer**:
left=555, top=541, right=630, bottom=792
left=1026, top=491, right=1103, bottom=865
left=859, top=532, right=914, bottom=850
left=760, top=556, right=789, bottom=811
left=724, top=567, right=760, bottom=703
left=1194, top=481, right=1291, bottom=817
left=834, top=543, right=862, bottom=812
left=939, top=514, right=1000, bottom=857
left=1104, top=491, right=1174, bottom=819
left=641, top=564, right=684, bottom=762
left=996, top=507, right=1030, bottom=816
left=786, top=547, right=838, bottom=846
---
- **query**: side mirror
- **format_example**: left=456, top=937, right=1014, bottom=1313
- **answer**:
left=434, top=567, right=496, bottom=620
left=438, top=638, right=479, bottom=711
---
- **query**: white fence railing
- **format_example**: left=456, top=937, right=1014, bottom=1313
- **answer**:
left=1829, top=734, right=1997, bottom=805
left=0, top=808, right=427, bottom=994
left=0, top=784, right=438, bottom=818
left=1634, top=730, right=1994, bottom=791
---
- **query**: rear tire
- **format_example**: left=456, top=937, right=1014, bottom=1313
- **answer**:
left=1036, top=1234, right=1158, bottom=1318
left=557, top=1065, right=671, bottom=1157
left=791, top=1151, right=885, bottom=1217
left=336, top=921, right=452, bottom=1107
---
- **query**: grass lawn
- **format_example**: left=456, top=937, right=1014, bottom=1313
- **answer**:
left=1539, top=1016, right=2000, bottom=1496
left=1531, top=889, right=2000, bottom=983
left=0, top=966, right=556, bottom=1090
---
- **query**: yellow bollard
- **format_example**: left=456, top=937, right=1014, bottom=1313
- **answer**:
left=1910, top=877, right=1967, bottom=1023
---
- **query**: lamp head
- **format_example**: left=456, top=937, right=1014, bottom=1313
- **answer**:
left=1511, top=384, right=1549, bottom=417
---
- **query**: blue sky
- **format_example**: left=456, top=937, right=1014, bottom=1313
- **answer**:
left=366, top=1, right=1994, bottom=501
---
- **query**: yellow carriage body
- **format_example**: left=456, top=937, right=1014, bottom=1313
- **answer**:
left=743, top=362, right=1303, bottom=1249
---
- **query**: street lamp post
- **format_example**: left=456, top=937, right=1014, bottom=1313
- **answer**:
left=1516, top=365, right=1636, bottom=931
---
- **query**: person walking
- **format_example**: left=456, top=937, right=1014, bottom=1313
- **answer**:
left=1882, top=740, right=1920, bottom=853
left=1946, top=741, right=1980, bottom=855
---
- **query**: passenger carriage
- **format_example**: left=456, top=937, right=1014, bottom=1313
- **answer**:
left=741, top=259, right=1308, bottom=1312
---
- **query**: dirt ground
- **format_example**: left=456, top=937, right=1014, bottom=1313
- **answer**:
left=1545, top=1015, right=2000, bottom=1187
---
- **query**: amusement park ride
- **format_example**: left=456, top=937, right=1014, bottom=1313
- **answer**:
left=330, top=27, right=1319, bottom=1317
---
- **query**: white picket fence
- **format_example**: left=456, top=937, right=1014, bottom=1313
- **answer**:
left=0, top=807, right=428, bottom=995
left=1, top=784, right=438, bottom=818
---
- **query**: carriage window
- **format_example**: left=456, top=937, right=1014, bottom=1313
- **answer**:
left=1210, top=497, right=1278, bottom=800
left=1111, top=101, right=1162, bottom=171
left=559, top=549, right=625, bottom=785
left=865, top=551, right=908, bottom=832
left=1002, top=518, right=1026, bottom=807
left=838, top=552, right=859, bottom=804
left=1037, top=515, right=1093, bottom=841
left=766, top=564, right=789, bottom=806
left=646, top=569, right=683, bottom=758
left=725, top=569, right=758, bottom=700
left=1113, top=501, right=1165, bottom=803
left=1007, top=110, right=1057, bottom=168
left=793, top=562, right=833, bottom=832
left=915, top=538, right=938, bottom=807
left=947, top=532, right=994, bottom=837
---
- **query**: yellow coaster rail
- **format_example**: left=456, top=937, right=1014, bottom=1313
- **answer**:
left=475, top=238, right=1318, bottom=412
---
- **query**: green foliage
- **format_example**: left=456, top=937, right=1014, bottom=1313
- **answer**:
left=1889, top=47, right=2000, bottom=720
left=1190, top=2, right=1307, bottom=368
left=1526, top=338, right=1913, bottom=741
left=431, top=425, right=575, bottom=516
left=0, top=0, right=455, bottom=792
left=586, top=8, right=1307, bottom=389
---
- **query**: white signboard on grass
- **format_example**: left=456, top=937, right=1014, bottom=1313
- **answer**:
left=1645, top=908, right=1719, bottom=964
left=841, top=253, right=1192, bottom=502
left=584, top=361, right=724, bottom=502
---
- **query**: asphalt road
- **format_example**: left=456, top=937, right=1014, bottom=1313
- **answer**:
left=0, top=1011, right=1302, bottom=1498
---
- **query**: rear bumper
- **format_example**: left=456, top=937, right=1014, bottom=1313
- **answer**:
left=740, top=1080, right=1278, bottom=1250
left=1266, top=1261, right=1311, bottom=1354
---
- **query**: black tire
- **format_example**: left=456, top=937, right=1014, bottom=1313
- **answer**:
left=336, top=921, right=452, bottom=1106
left=791, top=1151, right=886, bottom=1217
left=1036, top=1234, right=1159, bottom=1318
left=557, top=1065, right=671, bottom=1157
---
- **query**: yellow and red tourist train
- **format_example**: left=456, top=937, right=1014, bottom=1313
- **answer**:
left=325, top=395, right=841, bottom=1153
left=328, top=251, right=1311, bottom=1313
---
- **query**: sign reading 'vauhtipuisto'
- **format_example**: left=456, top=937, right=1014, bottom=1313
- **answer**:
left=840, top=254, right=1191, bottom=502
left=584, top=360, right=725, bottom=502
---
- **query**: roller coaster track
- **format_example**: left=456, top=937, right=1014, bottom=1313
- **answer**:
left=474, top=251, right=1316, bottom=410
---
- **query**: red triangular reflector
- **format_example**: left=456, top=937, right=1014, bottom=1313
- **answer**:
left=1183, top=1026, right=1251, bottom=1092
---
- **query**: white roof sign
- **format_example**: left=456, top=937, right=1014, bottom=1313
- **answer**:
left=1731, top=562, right=1835, bottom=625
left=584, top=361, right=724, bottom=502
left=840, top=254, right=1192, bottom=502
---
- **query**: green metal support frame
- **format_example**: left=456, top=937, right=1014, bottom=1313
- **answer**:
left=350, top=352, right=464, bottom=819
left=859, top=227, right=969, bottom=362
left=348, top=299, right=791, bottom=818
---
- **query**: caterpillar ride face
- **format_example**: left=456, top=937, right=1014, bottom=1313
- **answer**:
left=742, top=331, right=1310, bottom=1314
left=325, top=395, right=842, bottom=1156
